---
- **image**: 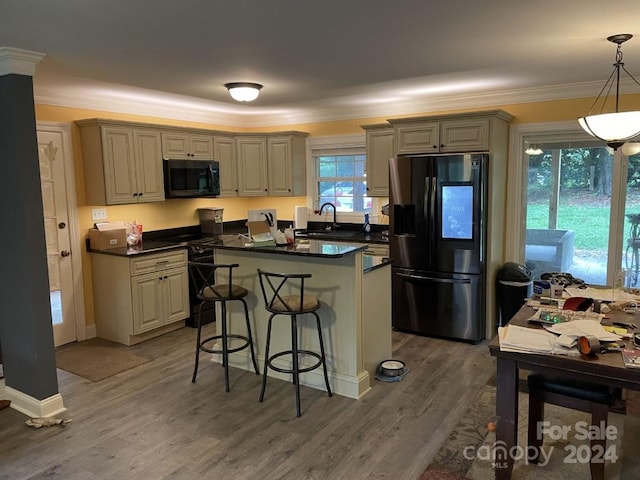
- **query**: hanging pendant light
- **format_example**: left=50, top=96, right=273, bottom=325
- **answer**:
left=578, top=34, right=640, bottom=150
left=525, top=144, right=544, bottom=155
left=622, top=142, right=640, bottom=156
left=224, top=82, right=263, bottom=102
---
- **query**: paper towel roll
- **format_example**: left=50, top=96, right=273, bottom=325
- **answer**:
left=294, top=206, right=308, bottom=230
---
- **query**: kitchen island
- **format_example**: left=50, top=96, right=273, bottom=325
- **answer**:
left=207, top=235, right=392, bottom=399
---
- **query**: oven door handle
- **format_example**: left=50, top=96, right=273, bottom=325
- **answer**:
left=396, top=272, right=470, bottom=284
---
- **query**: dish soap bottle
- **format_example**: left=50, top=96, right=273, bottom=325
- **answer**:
left=363, top=213, right=371, bottom=233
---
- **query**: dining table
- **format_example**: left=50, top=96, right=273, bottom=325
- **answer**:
left=488, top=303, right=640, bottom=479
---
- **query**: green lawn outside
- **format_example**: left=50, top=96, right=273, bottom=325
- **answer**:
left=526, top=203, right=611, bottom=252
left=526, top=189, right=640, bottom=253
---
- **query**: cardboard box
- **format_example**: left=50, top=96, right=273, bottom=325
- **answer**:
left=247, top=221, right=276, bottom=246
left=89, top=228, right=127, bottom=250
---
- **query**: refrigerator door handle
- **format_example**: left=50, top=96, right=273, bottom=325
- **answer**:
left=396, top=272, right=471, bottom=284
left=430, top=176, right=437, bottom=246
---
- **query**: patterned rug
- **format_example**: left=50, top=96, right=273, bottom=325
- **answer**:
left=419, top=379, right=640, bottom=480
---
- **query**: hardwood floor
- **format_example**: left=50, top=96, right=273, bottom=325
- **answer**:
left=0, top=324, right=495, bottom=480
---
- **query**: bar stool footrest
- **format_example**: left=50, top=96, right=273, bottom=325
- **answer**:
left=199, top=334, right=253, bottom=355
left=266, top=350, right=323, bottom=374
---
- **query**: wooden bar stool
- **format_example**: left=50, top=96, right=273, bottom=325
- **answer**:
left=256, top=269, right=332, bottom=417
left=189, top=261, right=259, bottom=392
left=527, top=373, right=616, bottom=480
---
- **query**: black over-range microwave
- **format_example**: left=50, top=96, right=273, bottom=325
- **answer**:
left=163, top=159, right=220, bottom=198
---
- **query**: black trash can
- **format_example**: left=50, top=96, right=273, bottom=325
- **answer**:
left=497, top=262, right=533, bottom=327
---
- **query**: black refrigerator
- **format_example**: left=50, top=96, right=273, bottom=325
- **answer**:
left=389, top=153, right=487, bottom=343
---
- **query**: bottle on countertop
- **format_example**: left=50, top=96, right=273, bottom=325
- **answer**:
left=363, top=213, right=371, bottom=233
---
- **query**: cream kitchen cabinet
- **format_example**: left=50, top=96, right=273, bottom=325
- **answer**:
left=214, top=135, right=239, bottom=197
left=236, top=132, right=308, bottom=197
left=361, top=124, right=394, bottom=197
left=236, top=136, right=268, bottom=196
left=161, top=131, right=214, bottom=159
left=267, top=134, right=307, bottom=196
left=390, top=111, right=514, bottom=154
left=77, top=120, right=165, bottom=205
left=90, top=249, right=189, bottom=346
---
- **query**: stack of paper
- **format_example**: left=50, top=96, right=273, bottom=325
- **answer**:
left=546, top=319, right=622, bottom=342
left=565, top=286, right=638, bottom=302
left=498, top=325, right=559, bottom=354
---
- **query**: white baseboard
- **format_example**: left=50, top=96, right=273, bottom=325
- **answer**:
left=2, top=385, right=66, bottom=418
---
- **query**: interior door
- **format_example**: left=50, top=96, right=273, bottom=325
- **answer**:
left=38, top=129, right=76, bottom=346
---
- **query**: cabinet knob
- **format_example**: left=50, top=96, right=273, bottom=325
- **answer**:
left=60, top=250, right=71, bottom=257
left=432, top=145, right=438, bottom=149
left=138, top=192, right=143, bottom=196
left=133, top=193, right=138, bottom=196
left=440, top=144, right=444, bottom=148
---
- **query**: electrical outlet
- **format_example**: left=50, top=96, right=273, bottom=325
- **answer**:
left=91, top=208, right=107, bottom=222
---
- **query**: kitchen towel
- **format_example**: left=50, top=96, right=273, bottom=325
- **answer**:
left=294, top=206, right=308, bottom=230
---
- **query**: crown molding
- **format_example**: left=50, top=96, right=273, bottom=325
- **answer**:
left=33, top=85, right=245, bottom=126
left=0, top=47, right=46, bottom=77
left=33, top=78, right=628, bottom=128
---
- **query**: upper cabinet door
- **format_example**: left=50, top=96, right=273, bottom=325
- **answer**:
left=161, top=132, right=214, bottom=159
left=395, top=122, right=439, bottom=154
left=79, top=121, right=164, bottom=205
left=161, top=132, right=190, bottom=159
left=236, top=137, right=268, bottom=196
left=439, top=119, right=489, bottom=152
left=391, top=116, right=492, bottom=154
left=268, top=137, right=293, bottom=196
left=365, top=127, right=394, bottom=197
left=133, top=129, right=165, bottom=202
left=188, top=134, right=214, bottom=159
left=215, top=135, right=238, bottom=197
left=102, top=127, right=138, bottom=204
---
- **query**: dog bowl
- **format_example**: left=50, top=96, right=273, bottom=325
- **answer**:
left=379, top=359, right=406, bottom=377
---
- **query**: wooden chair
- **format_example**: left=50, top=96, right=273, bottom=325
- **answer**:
left=527, top=373, right=616, bottom=480
left=256, top=268, right=332, bottom=417
left=189, top=261, right=259, bottom=392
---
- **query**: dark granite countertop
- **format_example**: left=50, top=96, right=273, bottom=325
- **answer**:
left=295, top=229, right=388, bottom=244
left=212, top=234, right=367, bottom=258
left=87, top=240, right=188, bottom=257
left=363, top=255, right=392, bottom=273
left=87, top=230, right=392, bottom=271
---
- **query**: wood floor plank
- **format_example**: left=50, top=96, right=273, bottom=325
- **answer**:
left=0, top=324, right=495, bottom=480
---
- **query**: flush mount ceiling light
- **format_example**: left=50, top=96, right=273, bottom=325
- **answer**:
left=224, top=82, right=262, bottom=102
left=525, top=144, right=544, bottom=155
left=578, top=34, right=640, bottom=150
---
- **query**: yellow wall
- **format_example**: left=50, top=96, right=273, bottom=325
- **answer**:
left=35, top=92, right=640, bottom=329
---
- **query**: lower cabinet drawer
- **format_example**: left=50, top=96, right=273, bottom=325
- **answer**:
left=130, top=249, right=187, bottom=275
left=364, top=245, right=389, bottom=256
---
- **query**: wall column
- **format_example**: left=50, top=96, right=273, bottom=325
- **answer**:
left=0, top=47, right=65, bottom=417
